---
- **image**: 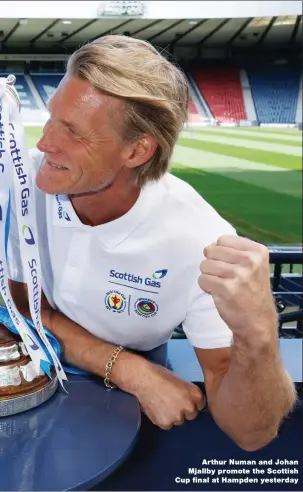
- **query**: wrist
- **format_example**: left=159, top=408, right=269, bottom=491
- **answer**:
left=233, top=313, right=278, bottom=352
left=110, top=350, right=152, bottom=395
left=233, top=326, right=279, bottom=361
left=104, top=345, right=124, bottom=389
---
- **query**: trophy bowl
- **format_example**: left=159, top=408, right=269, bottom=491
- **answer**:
left=0, top=322, right=58, bottom=417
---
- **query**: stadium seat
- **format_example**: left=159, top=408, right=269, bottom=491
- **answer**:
left=31, top=74, right=64, bottom=106
left=248, top=66, right=301, bottom=124
left=190, top=67, right=247, bottom=122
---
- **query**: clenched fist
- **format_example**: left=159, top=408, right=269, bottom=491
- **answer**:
left=198, top=235, right=278, bottom=340
left=134, top=363, right=205, bottom=429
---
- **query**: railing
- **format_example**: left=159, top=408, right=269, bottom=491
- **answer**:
left=268, top=246, right=302, bottom=339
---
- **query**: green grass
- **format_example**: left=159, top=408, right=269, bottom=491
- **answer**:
left=190, top=128, right=302, bottom=147
left=232, top=127, right=302, bottom=136
left=25, top=125, right=43, bottom=148
left=177, top=138, right=301, bottom=170
left=171, top=166, right=302, bottom=244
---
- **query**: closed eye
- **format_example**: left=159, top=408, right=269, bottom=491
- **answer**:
left=66, top=125, right=77, bottom=135
left=61, top=120, right=82, bottom=137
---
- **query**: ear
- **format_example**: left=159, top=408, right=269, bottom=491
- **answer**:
left=123, top=135, right=158, bottom=169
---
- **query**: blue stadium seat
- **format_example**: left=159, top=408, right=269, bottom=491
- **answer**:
left=31, top=74, right=64, bottom=106
left=0, top=74, right=38, bottom=110
left=248, top=66, right=301, bottom=124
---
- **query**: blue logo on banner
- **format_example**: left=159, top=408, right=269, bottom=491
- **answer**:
left=25, top=333, right=40, bottom=351
left=22, top=225, right=35, bottom=245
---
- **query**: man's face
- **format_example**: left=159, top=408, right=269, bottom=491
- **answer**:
left=36, top=75, right=131, bottom=195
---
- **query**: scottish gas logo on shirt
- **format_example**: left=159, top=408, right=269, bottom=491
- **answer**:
left=55, top=195, right=71, bottom=221
left=109, top=269, right=167, bottom=289
left=152, top=269, right=167, bottom=279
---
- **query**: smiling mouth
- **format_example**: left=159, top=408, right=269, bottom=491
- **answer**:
left=46, top=159, right=68, bottom=170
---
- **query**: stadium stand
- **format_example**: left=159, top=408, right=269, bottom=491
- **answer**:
left=4, top=69, right=301, bottom=126
left=239, top=68, right=257, bottom=121
left=190, top=67, right=247, bottom=122
left=186, top=73, right=211, bottom=119
left=31, top=74, right=64, bottom=107
left=248, top=66, right=301, bottom=124
left=295, top=74, right=302, bottom=124
left=30, top=73, right=204, bottom=122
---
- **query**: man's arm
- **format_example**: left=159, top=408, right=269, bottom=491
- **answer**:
left=195, top=330, right=297, bottom=452
left=8, top=279, right=206, bottom=428
left=196, top=235, right=298, bottom=451
left=8, top=279, right=150, bottom=394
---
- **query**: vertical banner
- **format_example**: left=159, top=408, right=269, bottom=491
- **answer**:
left=0, top=76, right=67, bottom=388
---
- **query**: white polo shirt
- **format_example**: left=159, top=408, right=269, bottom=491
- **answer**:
left=7, top=149, right=237, bottom=351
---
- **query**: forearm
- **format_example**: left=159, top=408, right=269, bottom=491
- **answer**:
left=209, top=328, right=297, bottom=451
left=25, top=305, right=150, bottom=395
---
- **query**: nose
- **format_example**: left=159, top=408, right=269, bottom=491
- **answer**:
left=36, top=120, right=60, bottom=154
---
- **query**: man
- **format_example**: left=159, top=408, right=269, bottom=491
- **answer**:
left=8, top=35, right=296, bottom=449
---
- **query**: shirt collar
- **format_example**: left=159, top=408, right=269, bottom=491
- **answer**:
left=52, top=178, right=165, bottom=248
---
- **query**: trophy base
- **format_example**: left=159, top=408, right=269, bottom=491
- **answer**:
left=0, top=376, right=58, bottom=417
left=0, top=322, right=59, bottom=417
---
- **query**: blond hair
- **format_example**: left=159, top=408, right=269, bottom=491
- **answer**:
left=66, top=35, right=189, bottom=186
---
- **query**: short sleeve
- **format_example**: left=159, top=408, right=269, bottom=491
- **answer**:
left=6, top=189, right=25, bottom=283
left=182, top=284, right=233, bottom=349
left=182, top=221, right=238, bottom=349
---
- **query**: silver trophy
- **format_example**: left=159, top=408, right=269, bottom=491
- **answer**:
left=0, top=323, right=58, bottom=417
